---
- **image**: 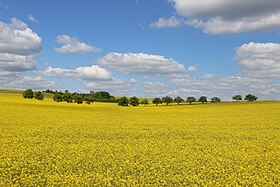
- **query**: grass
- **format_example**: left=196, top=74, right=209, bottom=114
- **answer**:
left=0, top=91, right=279, bottom=186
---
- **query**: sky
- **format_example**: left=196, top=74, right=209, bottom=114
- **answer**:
left=0, top=0, right=280, bottom=100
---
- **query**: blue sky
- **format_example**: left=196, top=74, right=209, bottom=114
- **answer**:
left=0, top=0, right=280, bottom=100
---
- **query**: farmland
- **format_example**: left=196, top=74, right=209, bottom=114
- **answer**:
left=0, top=91, right=279, bottom=186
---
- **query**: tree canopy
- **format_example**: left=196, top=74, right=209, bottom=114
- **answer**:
left=186, top=97, right=196, bottom=104
left=162, top=96, right=173, bottom=105
left=152, top=98, right=162, bottom=106
left=244, top=94, right=258, bottom=102
left=23, top=89, right=34, bottom=99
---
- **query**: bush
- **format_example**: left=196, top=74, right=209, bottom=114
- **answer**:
left=23, top=89, right=34, bottom=99
left=118, top=96, right=129, bottom=106
left=129, top=96, right=139, bottom=106
left=34, top=91, right=44, bottom=101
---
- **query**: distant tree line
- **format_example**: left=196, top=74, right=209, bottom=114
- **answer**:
left=23, top=89, right=258, bottom=106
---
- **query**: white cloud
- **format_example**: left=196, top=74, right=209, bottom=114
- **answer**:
left=98, top=52, right=186, bottom=75
left=0, top=18, right=41, bottom=74
left=236, top=42, right=280, bottom=78
left=40, top=65, right=112, bottom=81
left=0, top=74, right=57, bottom=90
left=85, top=78, right=135, bottom=96
left=0, top=18, right=42, bottom=55
left=187, top=66, right=197, bottom=72
left=150, top=16, right=182, bottom=28
left=28, top=14, right=38, bottom=22
left=172, top=0, right=280, bottom=34
left=0, top=53, right=36, bottom=72
left=54, top=35, right=101, bottom=53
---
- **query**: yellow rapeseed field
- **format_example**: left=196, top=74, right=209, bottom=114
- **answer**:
left=0, top=92, right=279, bottom=186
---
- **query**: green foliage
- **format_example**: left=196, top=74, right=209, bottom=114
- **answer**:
left=152, top=98, right=162, bottom=106
left=84, top=95, right=95, bottom=105
left=186, top=97, right=196, bottom=104
left=53, top=93, right=63, bottom=102
left=140, top=99, right=149, bottom=106
left=162, top=96, right=173, bottom=105
left=211, top=97, right=221, bottom=103
left=118, top=96, right=129, bottom=106
left=174, top=96, right=184, bottom=105
left=74, top=95, right=83, bottom=104
left=129, top=96, right=139, bottom=106
left=62, top=93, right=73, bottom=103
left=23, top=89, right=34, bottom=99
left=94, top=91, right=111, bottom=100
left=245, top=94, right=258, bottom=102
left=232, top=95, right=242, bottom=102
left=34, top=91, right=44, bottom=101
left=198, top=96, right=207, bottom=104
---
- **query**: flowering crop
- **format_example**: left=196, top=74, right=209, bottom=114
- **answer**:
left=0, top=93, right=279, bottom=186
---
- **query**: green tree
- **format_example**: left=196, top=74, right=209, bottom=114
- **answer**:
left=118, top=96, right=129, bottom=106
left=232, top=95, right=242, bottom=102
left=152, top=98, right=162, bottom=106
left=85, top=95, right=94, bottom=105
left=23, top=89, right=34, bottom=99
left=174, top=96, right=184, bottom=105
left=62, top=93, right=73, bottom=103
left=198, top=96, right=207, bottom=104
left=140, top=99, right=149, bottom=106
left=74, top=95, right=83, bottom=104
left=34, top=91, right=44, bottom=100
left=211, top=97, right=221, bottom=103
left=244, top=94, right=258, bottom=102
left=186, top=97, right=196, bottom=105
left=162, top=96, right=173, bottom=105
left=53, top=93, right=63, bottom=102
left=129, top=96, right=139, bottom=106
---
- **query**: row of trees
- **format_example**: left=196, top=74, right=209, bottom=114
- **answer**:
left=118, top=96, right=221, bottom=106
left=23, top=89, right=258, bottom=106
left=232, top=94, right=258, bottom=102
left=23, top=89, right=44, bottom=100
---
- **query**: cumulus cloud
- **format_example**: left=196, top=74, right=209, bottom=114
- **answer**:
left=54, top=35, right=101, bottom=53
left=187, top=66, right=197, bottom=72
left=0, top=74, right=57, bottom=90
left=0, top=53, right=36, bottom=72
left=150, top=16, right=182, bottom=28
left=236, top=42, right=280, bottom=78
left=0, top=18, right=42, bottom=55
left=171, top=0, right=280, bottom=34
left=0, top=18, right=41, bottom=75
left=28, top=14, right=38, bottom=22
left=40, top=65, right=112, bottom=81
left=98, top=52, right=186, bottom=75
left=85, top=78, right=135, bottom=96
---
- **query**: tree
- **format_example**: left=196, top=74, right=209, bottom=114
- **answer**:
left=198, top=96, right=207, bottom=104
left=232, top=95, right=242, bottom=102
left=211, top=97, right=221, bottom=103
left=53, top=93, right=63, bottom=102
left=23, top=89, right=34, bottom=99
left=34, top=91, right=44, bottom=101
left=140, top=99, right=149, bottom=106
left=174, top=96, right=184, bottom=105
left=152, top=98, right=162, bottom=106
left=162, top=96, right=173, bottom=105
left=129, top=96, right=139, bottom=106
left=244, top=94, right=258, bottom=102
left=74, top=95, right=83, bottom=104
left=85, top=95, right=94, bottom=105
left=186, top=97, right=196, bottom=105
left=118, top=96, right=129, bottom=106
left=94, top=91, right=111, bottom=99
left=62, top=93, right=73, bottom=103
